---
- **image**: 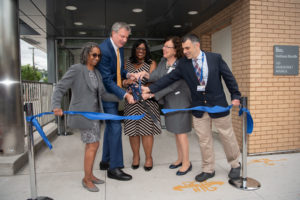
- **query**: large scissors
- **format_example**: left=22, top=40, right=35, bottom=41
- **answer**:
left=128, top=79, right=161, bottom=128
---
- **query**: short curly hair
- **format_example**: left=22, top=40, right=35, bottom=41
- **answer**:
left=80, top=42, right=101, bottom=65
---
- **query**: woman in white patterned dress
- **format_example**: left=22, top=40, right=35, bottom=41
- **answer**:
left=123, top=39, right=161, bottom=171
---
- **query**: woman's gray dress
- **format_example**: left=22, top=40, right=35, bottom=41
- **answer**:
left=148, top=58, right=192, bottom=134
left=80, top=70, right=101, bottom=143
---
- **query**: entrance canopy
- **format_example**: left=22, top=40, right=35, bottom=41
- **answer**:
left=19, top=0, right=237, bottom=51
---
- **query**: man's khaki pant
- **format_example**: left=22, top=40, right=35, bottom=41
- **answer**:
left=193, top=112, right=240, bottom=173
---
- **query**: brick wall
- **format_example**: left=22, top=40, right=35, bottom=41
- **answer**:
left=192, top=0, right=300, bottom=154
left=200, top=35, right=211, bottom=52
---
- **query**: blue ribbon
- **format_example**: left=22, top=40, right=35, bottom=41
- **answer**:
left=162, top=105, right=233, bottom=114
left=238, top=107, right=253, bottom=134
left=27, top=116, right=53, bottom=150
left=26, top=111, right=145, bottom=150
left=162, top=105, right=253, bottom=134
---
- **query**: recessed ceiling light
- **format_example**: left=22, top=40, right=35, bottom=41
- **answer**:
left=65, top=5, right=77, bottom=11
left=132, top=8, right=143, bottom=13
left=79, top=31, right=87, bottom=35
left=173, top=25, right=182, bottom=28
left=188, top=10, right=198, bottom=15
left=74, top=22, right=83, bottom=26
left=129, top=24, right=136, bottom=27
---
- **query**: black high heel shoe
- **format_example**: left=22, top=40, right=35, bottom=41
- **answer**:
left=131, top=164, right=139, bottom=170
left=131, top=159, right=140, bottom=170
left=144, top=165, right=153, bottom=171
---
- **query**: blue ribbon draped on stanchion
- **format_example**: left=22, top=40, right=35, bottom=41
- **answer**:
left=26, top=111, right=145, bottom=150
left=238, top=107, right=253, bottom=134
left=162, top=105, right=253, bottom=134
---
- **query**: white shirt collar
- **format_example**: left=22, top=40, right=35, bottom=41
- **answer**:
left=195, top=50, right=203, bottom=60
left=110, top=37, right=118, bottom=53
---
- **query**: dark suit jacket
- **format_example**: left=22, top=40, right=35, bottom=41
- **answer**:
left=149, top=52, right=241, bottom=118
left=96, top=38, right=128, bottom=107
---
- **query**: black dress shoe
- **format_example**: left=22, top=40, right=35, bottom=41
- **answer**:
left=99, top=161, right=109, bottom=170
left=169, top=162, right=182, bottom=169
left=195, top=171, right=215, bottom=182
left=107, top=168, right=132, bottom=181
left=176, top=163, right=192, bottom=176
left=144, top=165, right=153, bottom=171
left=131, top=164, right=139, bottom=170
left=228, top=162, right=241, bottom=179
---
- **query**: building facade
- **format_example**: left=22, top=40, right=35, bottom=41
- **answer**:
left=193, top=0, right=300, bottom=154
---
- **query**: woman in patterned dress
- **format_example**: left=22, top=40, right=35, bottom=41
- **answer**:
left=123, top=39, right=161, bottom=171
left=52, top=42, right=119, bottom=192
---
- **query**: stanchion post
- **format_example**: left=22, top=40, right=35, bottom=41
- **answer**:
left=242, top=97, right=247, bottom=182
left=62, top=114, right=72, bottom=136
left=24, top=103, right=37, bottom=199
left=53, top=83, right=61, bottom=136
left=63, top=115, right=68, bottom=136
left=229, top=96, right=261, bottom=190
left=57, top=116, right=62, bottom=135
left=61, top=94, right=72, bottom=136
left=24, top=103, right=54, bottom=200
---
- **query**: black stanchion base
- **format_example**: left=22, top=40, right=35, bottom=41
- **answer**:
left=61, top=131, right=73, bottom=136
left=229, top=177, right=261, bottom=191
left=27, top=196, right=53, bottom=200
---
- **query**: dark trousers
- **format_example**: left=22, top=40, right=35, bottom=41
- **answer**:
left=101, top=103, right=124, bottom=169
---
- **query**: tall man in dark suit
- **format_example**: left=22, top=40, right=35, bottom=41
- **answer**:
left=96, top=22, right=135, bottom=181
left=142, top=34, right=242, bottom=182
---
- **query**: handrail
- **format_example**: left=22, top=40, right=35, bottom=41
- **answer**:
left=22, top=81, right=55, bottom=136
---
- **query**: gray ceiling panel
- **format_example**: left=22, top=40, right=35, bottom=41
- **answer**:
left=29, top=16, right=47, bottom=29
left=19, top=0, right=41, bottom=16
left=19, top=0, right=237, bottom=51
left=31, top=0, right=47, bottom=15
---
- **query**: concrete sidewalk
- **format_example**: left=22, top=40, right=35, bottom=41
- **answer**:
left=0, top=126, right=299, bottom=200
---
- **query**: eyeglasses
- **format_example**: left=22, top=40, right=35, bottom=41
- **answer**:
left=136, top=47, right=146, bottom=51
left=91, top=53, right=101, bottom=58
left=163, top=45, right=175, bottom=49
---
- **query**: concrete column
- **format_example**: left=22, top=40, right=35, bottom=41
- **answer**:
left=0, top=0, right=25, bottom=155
left=47, top=36, right=56, bottom=83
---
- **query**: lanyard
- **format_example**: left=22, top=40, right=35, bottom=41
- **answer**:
left=199, top=51, right=204, bottom=82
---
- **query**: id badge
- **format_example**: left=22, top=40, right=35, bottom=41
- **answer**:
left=167, top=67, right=175, bottom=74
left=197, top=85, right=205, bottom=91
